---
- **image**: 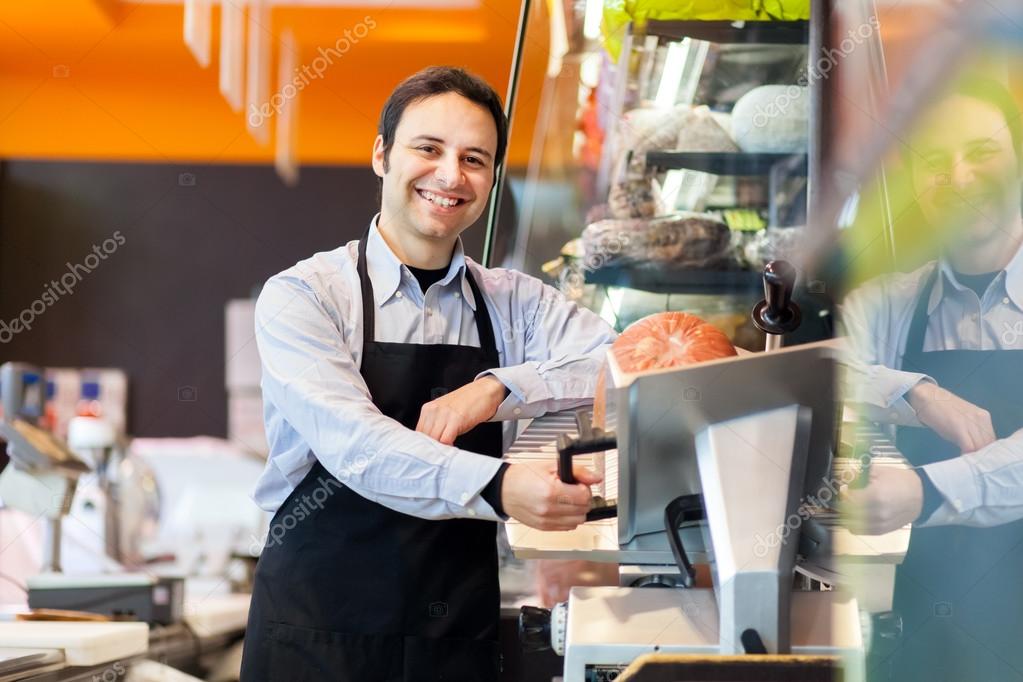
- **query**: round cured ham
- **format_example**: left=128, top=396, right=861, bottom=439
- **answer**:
left=593, top=312, right=737, bottom=428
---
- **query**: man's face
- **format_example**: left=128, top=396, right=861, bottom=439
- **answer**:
left=372, top=91, right=497, bottom=244
left=910, top=94, right=1020, bottom=249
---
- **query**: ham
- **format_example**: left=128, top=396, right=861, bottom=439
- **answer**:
left=593, top=312, right=737, bottom=428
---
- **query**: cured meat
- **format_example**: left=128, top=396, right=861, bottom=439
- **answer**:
left=593, top=312, right=737, bottom=428
left=581, top=212, right=732, bottom=270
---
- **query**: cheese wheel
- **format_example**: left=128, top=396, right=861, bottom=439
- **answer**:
left=593, top=312, right=737, bottom=428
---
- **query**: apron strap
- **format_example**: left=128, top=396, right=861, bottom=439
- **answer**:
left=356, top=225, right=500, bottom=360
left=463, top=267, right=499, bottom=360
left=357, top=226, right=376, bottom=350
left=904, top=266, right=940, bottom=360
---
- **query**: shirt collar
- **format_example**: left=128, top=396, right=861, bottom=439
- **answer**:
left=929, top=241, right=1023, bottom=314
left=365, top=214, right=476, bottom=310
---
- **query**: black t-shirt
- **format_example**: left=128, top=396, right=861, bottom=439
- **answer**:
left=407, top=264, right=450, bottom=294
left=952, top=269, right=1000, bottom=300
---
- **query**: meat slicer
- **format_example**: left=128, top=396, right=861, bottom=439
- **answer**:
left=517, top=262, right=863, bottom=680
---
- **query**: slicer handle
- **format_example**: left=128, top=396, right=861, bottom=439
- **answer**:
left=556, top=409, right=616, bottom=485
left=752, top=260, right=802, bottom=338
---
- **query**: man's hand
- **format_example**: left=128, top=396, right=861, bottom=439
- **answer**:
left=841, top=466, right=924, bottom=535
left=908, top=380, right=996, bottom=453
left=502, top=461, right=602, bottom=531
left=416, top=376, right=507, bottom=445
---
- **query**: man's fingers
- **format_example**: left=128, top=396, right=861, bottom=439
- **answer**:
left=554, top=484, right=593, bottom=509
left=571, top=465, right=604, bottom=486
left=438, top=420, right=460, bottom=446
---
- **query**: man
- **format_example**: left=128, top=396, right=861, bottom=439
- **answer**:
left=239, top=66, right=615, bottom=681
left=841, top=80, right=1023, bottom=681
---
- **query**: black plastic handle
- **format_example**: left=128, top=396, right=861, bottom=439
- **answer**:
left=557, top=409, right=617, bottom=484
left=555, top=409, right=618, bottom=522
left=751, top=260, right=802, bottom=335
left=663, top=494, right=705, bottom=589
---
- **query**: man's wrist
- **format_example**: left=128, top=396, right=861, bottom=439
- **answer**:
left=477, top=374, right=509, bottom=403
left=907, top=377, right=936, bottom=412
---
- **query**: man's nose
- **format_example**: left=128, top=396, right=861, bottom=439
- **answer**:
left=435, top=153, right=463, bottom=188
left=950, top=156, right=977, bottom=189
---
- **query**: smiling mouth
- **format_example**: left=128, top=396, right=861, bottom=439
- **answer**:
left=416, top=188, right=467, bottom=209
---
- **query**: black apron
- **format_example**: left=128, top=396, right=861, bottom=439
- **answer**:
left=874, top=268, right=1023, bottom=681
left=240, top=229, right=505, bottom=682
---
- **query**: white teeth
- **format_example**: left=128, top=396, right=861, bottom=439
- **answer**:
left=421, top=190, right=460, bottom=208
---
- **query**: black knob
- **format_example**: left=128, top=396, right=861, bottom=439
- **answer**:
left=752, top=260, right=801, bottom=335
left=875, top=611, right=903, bottom=641
left=518, top=605, right=552, bottom=652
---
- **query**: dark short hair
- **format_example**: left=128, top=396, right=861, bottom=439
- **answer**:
left=377, top=66, right=508, bottom=183
left=905, top=77, right=1023, bottom=172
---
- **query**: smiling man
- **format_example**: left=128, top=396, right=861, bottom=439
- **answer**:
left=239, top=67, right=615, bottom=681
left=841, top=79, right=1023, bottom=681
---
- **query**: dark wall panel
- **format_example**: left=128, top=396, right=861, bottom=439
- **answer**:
left=0, top=161, right=491, bottom=437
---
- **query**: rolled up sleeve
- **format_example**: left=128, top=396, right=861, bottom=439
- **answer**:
left=919, top=432, right=1023, bottom=527
left=478, top=277, right=616, bottom=420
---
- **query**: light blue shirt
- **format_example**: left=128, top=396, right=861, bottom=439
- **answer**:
left=842, top=242, right=1023, bottom=527
left=251, top=216, right=617, bottom=520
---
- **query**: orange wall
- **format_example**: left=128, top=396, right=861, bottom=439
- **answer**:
left=0, top=0, right=544, bottom=167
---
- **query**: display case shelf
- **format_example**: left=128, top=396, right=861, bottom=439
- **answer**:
left=645, top=19, right=809, bottom=45
left=644, top=151, right=808, bottom=176
left=584, top=265, right=762, bottom=295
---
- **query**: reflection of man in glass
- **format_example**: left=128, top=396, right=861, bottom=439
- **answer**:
left=842, top=80, right=1023, bottom=681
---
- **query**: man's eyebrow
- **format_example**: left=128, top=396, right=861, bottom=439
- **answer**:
left=409, top=135, right=493, bottom=159
left=965, top=137, right=1001, bottom=147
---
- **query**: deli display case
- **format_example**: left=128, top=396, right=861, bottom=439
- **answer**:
left=484, top=0, right=831, bottom=349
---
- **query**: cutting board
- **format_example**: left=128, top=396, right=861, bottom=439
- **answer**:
left=0, top=621, right=147, bottom=666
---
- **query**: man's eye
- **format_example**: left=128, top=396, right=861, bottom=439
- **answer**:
left=418, top=146, right=438, bottom=154
left=465, top=156, right=483, bottom=166
left=968, top=147, right=998, bottom=162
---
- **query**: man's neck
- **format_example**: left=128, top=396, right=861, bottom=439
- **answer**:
left=947, top=212, right=1023, bottom=275
left=376, top=213, right=456, bottom=269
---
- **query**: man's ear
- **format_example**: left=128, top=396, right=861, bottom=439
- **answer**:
left=372, top=135, right=387, bottom=178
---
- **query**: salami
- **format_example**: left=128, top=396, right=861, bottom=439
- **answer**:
left=593, top=312, right=737, bottom=428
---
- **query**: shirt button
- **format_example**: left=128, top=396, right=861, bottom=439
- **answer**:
left=467, top=509, right=477, bottom=517
left=953, top=498, right=963, bottom=511
left=513, top=407, right=522, bottom=416
left=971, top=313, right=979, bottom=321
left=395, top=291, right=404, bottom=299
left=454, top=293, right=461, bottom=300
left=889, top=411, right=899, bottom=420
left=426, top=307, right=433, bottom=316
left=460, top=492, right=470, bottom=503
